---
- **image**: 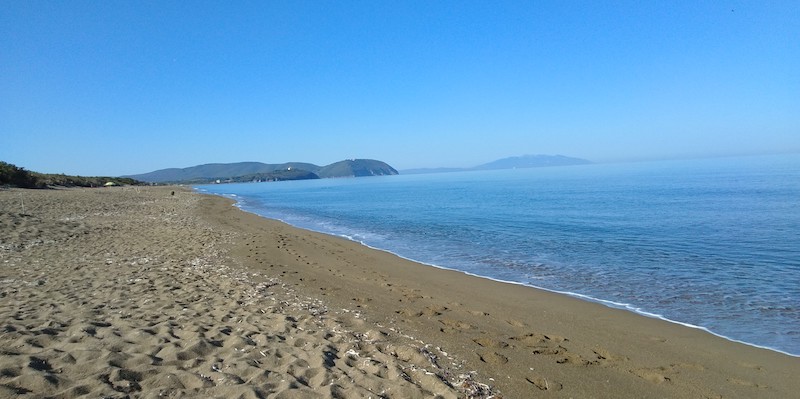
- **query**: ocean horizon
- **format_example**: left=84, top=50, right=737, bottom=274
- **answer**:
left=196, top=154, right=800, bottom=357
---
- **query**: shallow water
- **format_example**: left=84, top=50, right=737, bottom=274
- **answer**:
left=197, top=154, right=800, bottom=356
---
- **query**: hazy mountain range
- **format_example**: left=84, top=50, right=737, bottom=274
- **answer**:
left=401, top=154, right=591, bottom=174
left=127, top=154, right=591, bottom=184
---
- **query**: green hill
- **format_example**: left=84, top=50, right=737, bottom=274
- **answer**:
left=127, top=159, right=398, bottom=184
left=317, top=159, right=399, bottom=178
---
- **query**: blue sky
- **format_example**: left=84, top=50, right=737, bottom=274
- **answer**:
left=2, top=1, right=798, bottom=176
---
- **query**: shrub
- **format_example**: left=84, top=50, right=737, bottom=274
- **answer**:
left=0, top=161, right=40, bottom=188
left=0, top=161, right=144, bottom=188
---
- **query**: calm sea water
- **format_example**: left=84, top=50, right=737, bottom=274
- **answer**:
left=197, top=155, right=800, bottom=356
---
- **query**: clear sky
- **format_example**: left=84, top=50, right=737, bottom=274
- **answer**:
left=2, top=1, right=798, bottom=176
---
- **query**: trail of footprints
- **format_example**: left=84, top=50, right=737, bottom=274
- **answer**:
left=1, top=190, right=493, bottom=398
left=388, top=293, right=752, bottom=394
left=223, top=203, right=772, bottom=396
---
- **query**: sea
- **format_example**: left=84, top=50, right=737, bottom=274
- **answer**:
left=196, top=154, right=800, bottom=356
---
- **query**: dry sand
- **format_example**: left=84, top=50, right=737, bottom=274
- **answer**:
left=1, top=186, right=798, bottom=398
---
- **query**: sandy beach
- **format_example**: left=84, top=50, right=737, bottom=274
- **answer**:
left=1, top=186, right=797, bottom=398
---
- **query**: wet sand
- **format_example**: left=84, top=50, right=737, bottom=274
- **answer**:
left=1, top=186, right=797, bottom=398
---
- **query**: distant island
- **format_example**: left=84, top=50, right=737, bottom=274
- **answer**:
left=402, top=154, right=591, bottom=174
left=126, top=159, right=399, bottom=184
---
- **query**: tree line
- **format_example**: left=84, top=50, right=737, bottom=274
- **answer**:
left=0, top=161, right=143, bottom=188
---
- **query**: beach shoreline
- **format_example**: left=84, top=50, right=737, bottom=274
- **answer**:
left=198, top=189, right=800, bottom=398
left=1, top=186, right=797, bottom=398
left=213, top=189, right=800, bottom=360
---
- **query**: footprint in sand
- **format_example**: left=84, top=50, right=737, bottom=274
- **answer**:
left=592, top=347, right=629, bottom=363
left=506, top=319, right=526, bottom=327
left=736, top=361, right=765, bottom=372
left=420, top=305, right=448, bottom=316
left=648, top=335, right=668, bottom=343
left=630, top=367, right=671, bottom=384
left=526, top=374, right=563, bottom=391
left=472, top=337, right=509, bottom=349
left=467, top=310, right=490, bottom=317
left=438, top=318, right=471, bottom=331
left=478, top=351, right=509, bottom=365
left=532, top=345, right=565, bottom=356
left=394, top=308, right=416, bottom=317
left=728, top=378, right=768, bottom=389
left=509, top=332, right=567, bottom=347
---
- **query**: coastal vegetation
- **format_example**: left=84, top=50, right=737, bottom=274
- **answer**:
left=0, top=161, right=142, bottom=188
left=173, top=169, right=321, bottom=185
